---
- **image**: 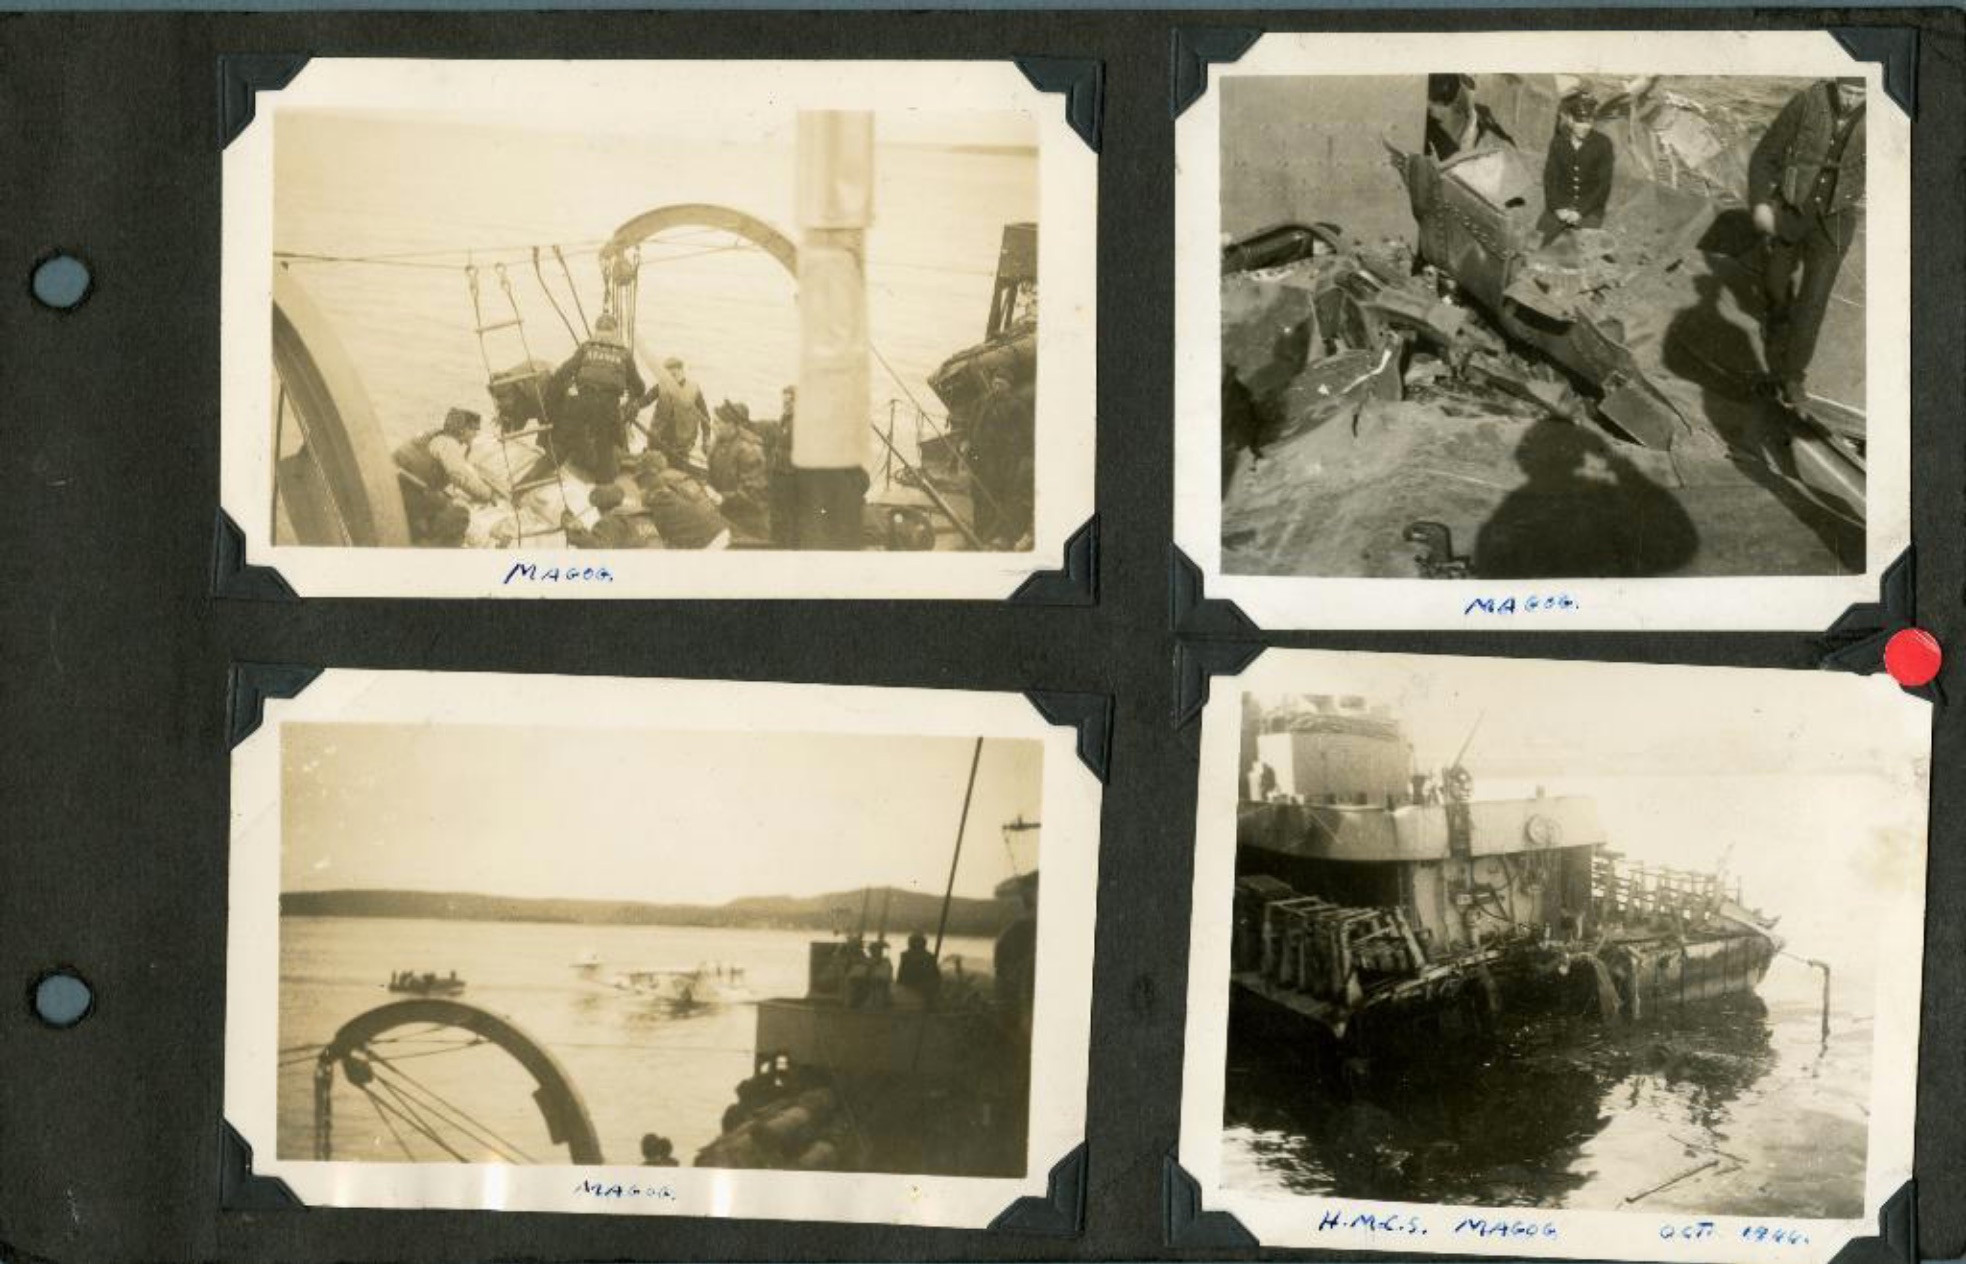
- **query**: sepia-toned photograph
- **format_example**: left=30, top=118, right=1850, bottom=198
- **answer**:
left=221, top=60, right=1096, bottom=599
left=225, top=673, right=1100, bottom=1224
left=1174, top=32, right=1910, bottom=630
left=1180, top=650, right=1928, bottom=1261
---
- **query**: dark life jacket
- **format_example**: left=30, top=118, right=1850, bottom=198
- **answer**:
left=575, top=339, right=632, bottom=395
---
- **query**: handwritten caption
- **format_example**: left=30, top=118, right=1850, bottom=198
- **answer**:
left=1464, top=594, right=1580, bottom=617
left=1315, top=1208, right=1558, bottom=1241
left=1315, top=1208, right=1810, bottom=1249
left=503, top=562, right=615, bottom=586
left=574, top=1178, right=677, bottom=1202
left=1662, top=1221, right=1812, bottom=1247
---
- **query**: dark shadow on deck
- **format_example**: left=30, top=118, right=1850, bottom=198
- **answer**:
left=1472, top=419, right=1699, bottom=579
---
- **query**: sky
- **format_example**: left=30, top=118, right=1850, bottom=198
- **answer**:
left=333, top=105, right=1037, bottom=153
left=1248, top=655, right=1927, bottom=782
left=282, top=724, right=1042, bottom=906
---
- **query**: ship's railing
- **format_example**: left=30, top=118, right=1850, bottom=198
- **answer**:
left=1590, top=855, right=1742, bottom=926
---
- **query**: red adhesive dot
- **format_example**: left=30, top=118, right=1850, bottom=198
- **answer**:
left=1883, top=627, right=1942, bottom=688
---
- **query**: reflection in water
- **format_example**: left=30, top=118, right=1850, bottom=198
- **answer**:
left=1220, top=994, right=1871, bottom=1216
left=1472, top=419, right=1700, bottom=578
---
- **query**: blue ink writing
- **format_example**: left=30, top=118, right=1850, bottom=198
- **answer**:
left=504, top=562, right=615, bottom=585
left=1464, top=593, right=1580, bottom=616
left=1453, top=1217, right=1558, bottom=1240
left=574, top=1178, right=676, bottom=1201
left=1317, top=1209, right=1426, bottom=1235
left=1741, top=1225, right=1810, bottom=1246
left=1659, top=1220, right=1718, bottom=1241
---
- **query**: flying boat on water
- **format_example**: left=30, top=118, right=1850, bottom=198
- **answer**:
left=1220, top=73, right=1868, bottom=580
left=293, top=744, right=1039, bottom=1175
left=568, top=956, right=755, bottom=1010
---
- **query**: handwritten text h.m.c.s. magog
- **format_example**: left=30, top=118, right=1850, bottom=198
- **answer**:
left=1464, top=593, right=1580, bottom=616
left=573, top=1177, right=676, bottom=1201
left=503, top=562, right=615, bottom=586
left=1315, top=1207, right=1558, bottom=1241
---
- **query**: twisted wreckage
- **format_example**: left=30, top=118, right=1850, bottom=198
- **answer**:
left=1221, top=75, right=1868, bottom=579
left=1233, top=695, right=1785, bottom=1067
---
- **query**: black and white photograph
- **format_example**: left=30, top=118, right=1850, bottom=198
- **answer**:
left=1174, top=31, right=1910, bottom=630
left=225, top=673, right=1100, bottom=1223
left=1180, top=650, right=1928, bottom=1262
left=220, top=60, right=1095, bottom=599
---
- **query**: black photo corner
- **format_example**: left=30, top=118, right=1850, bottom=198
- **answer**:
left=2, top=7, right=1961, bottom=1264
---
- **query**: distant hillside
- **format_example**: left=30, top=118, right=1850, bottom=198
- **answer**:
left=280, top=886, right=1020, bottom=938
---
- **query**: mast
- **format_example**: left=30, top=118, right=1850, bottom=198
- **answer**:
left=792, top=110, right=874, bottom=549
left=931, top=738, right=987, bottom=960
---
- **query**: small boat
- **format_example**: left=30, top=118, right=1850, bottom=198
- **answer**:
left=387, top=970, right=466, bottom=997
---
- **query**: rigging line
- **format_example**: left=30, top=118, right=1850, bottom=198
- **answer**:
left=362, top=1080, right=421, bottom=1162
left=369, top=1058, right=530, bottom=1163
left=275, top=238, right=609, bottom=265
left=274, top=253, right=483, bottom=273
left=866, top=344, right=1003, bottom=516
left=366, top=1078, right=473, bottom=1162
left=361, top=1038, right=492, bottom=1065
left=373, top=1055, right=537, bottom=1163
left=368, top=1070, right=507, bottom=1163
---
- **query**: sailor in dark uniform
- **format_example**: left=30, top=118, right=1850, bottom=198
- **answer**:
left=1539, top=92, right=1614, bottom=236
left=1749, top=77, right=1866, bottom=411
left=546, top=313, right=645, bottom=483
left=1424, top=73, right=1516, bottom=160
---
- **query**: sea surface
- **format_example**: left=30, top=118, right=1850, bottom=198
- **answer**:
left=1221, top=774, right=1899, bottom=1218
left=277, top=915, right=996, bottom=1166
left=274, top=114, right=1038, bottom=455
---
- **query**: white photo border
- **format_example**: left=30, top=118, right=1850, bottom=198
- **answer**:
left=1174, top=30, right=1912, bottom=631
left=1177, top=648, right=1929, bottom=1262
left=221, top=58, right=1097, bottom=600
left=225, top=671, right=1101, bottom=1225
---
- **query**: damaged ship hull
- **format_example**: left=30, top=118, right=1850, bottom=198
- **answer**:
left=1219, top=73, right=1867, bottom=580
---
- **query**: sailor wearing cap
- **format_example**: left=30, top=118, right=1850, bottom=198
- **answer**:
left=1539, top=91, right=1614, bottom=236
left=1749, top=77, right=1866, bottom=411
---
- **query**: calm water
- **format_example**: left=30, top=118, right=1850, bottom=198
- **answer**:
left=278, top=915, right=995, bottom=1166
left=1224, top=972, right=1871, bottom=1218
left=274, top=114, right=1038, bottom=452
left=1221, top=773, right=1899, bottom=1218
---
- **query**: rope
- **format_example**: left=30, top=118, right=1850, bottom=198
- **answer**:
left=532, top=247, right=581, bottom=346
left=372, top=1053, right=535, bottom=1162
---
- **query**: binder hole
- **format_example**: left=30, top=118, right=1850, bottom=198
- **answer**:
left=30, top=969, right=93, bottom=1028
left=31, top=253, right=93, bottom=310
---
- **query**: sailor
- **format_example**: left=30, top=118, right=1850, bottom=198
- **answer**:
left=768, top=385, right=799, bottom=548
left=640, top=1134, right=680, bottom=1167
left=562, top=483, right=657, bottom=549
left=840, top=935, right=873, bottom=1008
left=393, top=406, right=497, bottom=546
left=707, top=403, right=772, bottom=540
left=968, top=372, right=1036, bottom=547
left=1424, top=73, right=1516, bottom=160
left=866, top=940, right=895, bottom=1009
left=1749, top=77, right=1866, bottom=411
left=896, top=931, right=941, bottom=1007
left=1539, top=92, right=1614, bottom=235
left=641, top=356, right=712, bottom=467
left=993, top=874, right=1039, bottom=1035
left=547, top=313, right=645, bottom=482
left=632, top=454, right=732, bottom=550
